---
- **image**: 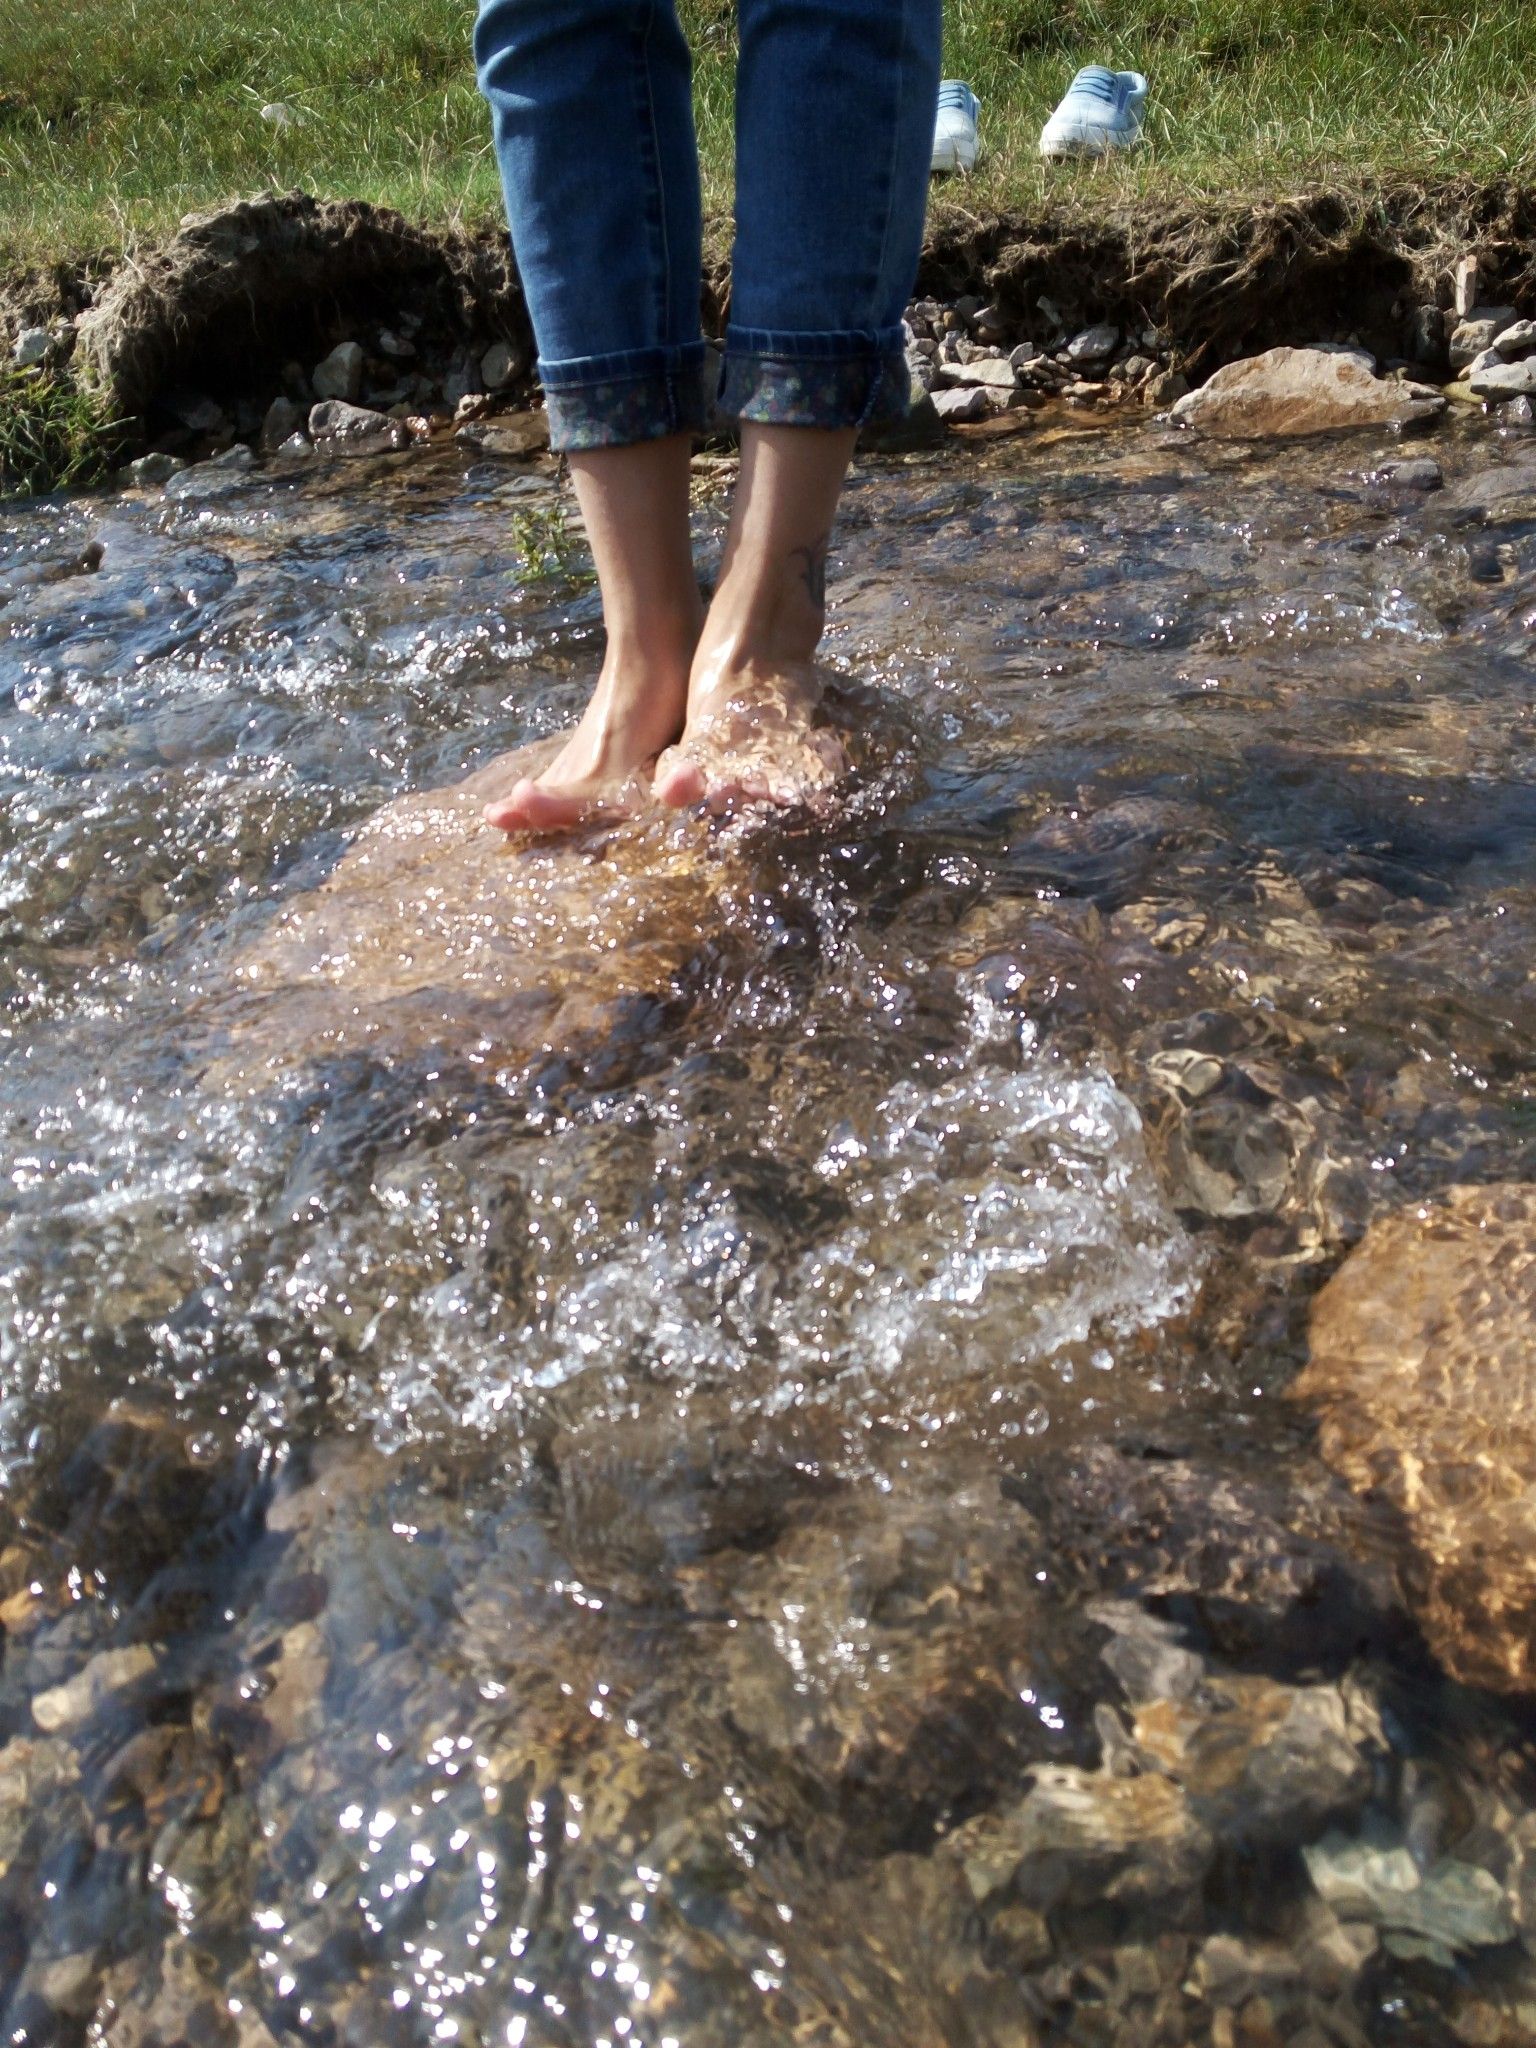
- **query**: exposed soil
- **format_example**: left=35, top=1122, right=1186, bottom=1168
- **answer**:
left=3, top=179, right=1535, bottom=479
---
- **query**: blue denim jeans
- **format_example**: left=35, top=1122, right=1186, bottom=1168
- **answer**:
left=473, top=0, right=941, bottom=450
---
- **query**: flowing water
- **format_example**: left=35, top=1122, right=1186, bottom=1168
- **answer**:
left=3, top=414, right=1536, bottom=2046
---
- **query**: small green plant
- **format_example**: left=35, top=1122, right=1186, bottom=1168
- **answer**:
left=0, top=366, right=122, bottom=498
left=508, top=497, right=589, bottom=585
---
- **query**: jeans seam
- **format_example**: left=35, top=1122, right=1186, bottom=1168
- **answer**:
left=638, top=0, right=672, bottom=361
left=869, top=4, right=913, bottom=356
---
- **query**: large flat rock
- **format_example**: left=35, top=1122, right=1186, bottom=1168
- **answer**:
left=1173, top=347, right=1446, bottom=439
left=1294, top=1184, right=1536, bottom=1693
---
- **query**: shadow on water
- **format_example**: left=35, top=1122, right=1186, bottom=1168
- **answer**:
left=4, top=416, right=1536, bottom=2043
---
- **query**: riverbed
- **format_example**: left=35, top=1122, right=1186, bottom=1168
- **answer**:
left=3, top=413, right=1536, bottom=2046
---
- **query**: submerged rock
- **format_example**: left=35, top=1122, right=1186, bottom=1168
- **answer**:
left=1295, top=1184, right=1536, bottom=1693
left=32, top=1643, right=157, bottom=1732
left=1304, top=1825, right=1516, bottom=1960
left=1172, top=347, right=1445, bottom=438
left=953, top=1764, right=1213, bottom=1912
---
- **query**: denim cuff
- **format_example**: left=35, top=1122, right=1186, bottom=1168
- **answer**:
left=719, top=325, right=912, bottom=431
left=538, top=342, right=710, bottom=451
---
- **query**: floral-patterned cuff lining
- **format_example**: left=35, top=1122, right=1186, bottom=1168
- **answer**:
left=718, top=349, right=912, bottom=431
left=542, top=362, right=710, bottom=452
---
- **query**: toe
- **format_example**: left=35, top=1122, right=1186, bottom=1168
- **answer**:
left=483, top=779, right=594, bottom=835
left=654, top=751, right=708, bottom=809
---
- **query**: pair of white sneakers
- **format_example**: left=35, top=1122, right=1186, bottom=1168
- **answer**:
left=931, top=69, right=1148, bottom=173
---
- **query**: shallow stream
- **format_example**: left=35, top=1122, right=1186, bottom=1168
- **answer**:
left=4, top=413, right=1536, bottom=2046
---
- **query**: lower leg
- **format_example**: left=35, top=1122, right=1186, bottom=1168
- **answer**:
left=654, top=423, right=855, bottom=810
left=484, top=434, right=702, bottom=832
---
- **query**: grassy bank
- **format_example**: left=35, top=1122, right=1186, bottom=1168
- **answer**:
left=3, top=0, right=1536, bottom=269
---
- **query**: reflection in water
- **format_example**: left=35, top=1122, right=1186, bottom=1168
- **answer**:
left=4, top=420, right=1536, bottom=2043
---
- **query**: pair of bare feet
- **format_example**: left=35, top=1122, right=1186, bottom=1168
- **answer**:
left=482, top=423, right=856, bottom=837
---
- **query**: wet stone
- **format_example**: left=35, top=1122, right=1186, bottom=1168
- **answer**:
left=123, top=451, right=185, bottom=487
left=32, top=1642, right=157, bottom=1731
left=952, top=1765, right=1213, bottom=1912
left=1295, top=1184, right=1536, bottom=1693
left=1304, top=1826, right=1516, bottom=1957
left=163, top=442, right=256, bottom=498
left=307, top=397, right=409, bottom=454
left=1372, top=455, right=1444, bottom=489
left=1172, top=347, right=1446, bottom=437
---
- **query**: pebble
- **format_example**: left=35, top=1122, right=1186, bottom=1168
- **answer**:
left=376, top=326, right=415, bottom=360
left=1065, top=322, right=1120, bottom=363
left=1469, top=357, right=1536, bottom=400
left=931, top=386, right=991, bottom=424
left=259, top=101, right=301, bottom=126
left=1494, top=317, right=1536, bottom=359
left=1010, top=341, right=1045, bottom=371
left=274, top=431, right=314, bottom=461
left=443, top=345, right=485, bottom=409
left=1372, top=456, right=1443, bottom=490
left=12, top=327, right=49, bottom=368
left=1407, top=304, right=1448, bottom=364
left=163, top=444, right=257, bottom=498
left=311, top=341, right=363, bottom=403
left=124, top=452, right=186, bottom=487
left=167, top=391, right=227, bottom=434
left=32, top=1643, right=157, bottom=1732
left=1145, top=368, right=1190, bottom=406
left=1508, top=395, right=1536, bottom=427
left=1449, top=307, right=1518, bottom=372
left=306, top=399, right=409, bottom=455
left=1453, top=255, right=1480, bottom=318
left=480, top=340, right=522, bottom=391
left=454, top=412, right=551, bottom=458
left=258, top=394, right=305, bottom=450
left=1303, top=1828, right=1515, bottom=1953
left=934, top=357, right=1017, bottom=394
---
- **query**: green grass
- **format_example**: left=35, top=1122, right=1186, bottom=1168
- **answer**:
left=0, top=366, right=122, bottom=494
left=2, top=0, right=1535, bottom=269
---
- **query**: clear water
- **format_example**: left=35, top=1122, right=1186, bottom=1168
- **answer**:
left=3, top=417, right=1536, bottom=2046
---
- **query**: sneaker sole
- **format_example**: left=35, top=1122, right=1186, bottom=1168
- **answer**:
left=1039, top=125, right=1143, bottom=159
left=931, top=143, right=978, bottom=173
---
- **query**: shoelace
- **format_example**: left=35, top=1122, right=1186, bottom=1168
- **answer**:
left=937, top=81, right=978, bottom=112
left=1068, top=67, right=1122, bottom=103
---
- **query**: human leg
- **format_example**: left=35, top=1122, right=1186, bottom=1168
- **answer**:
left=483, top=436, right=702, bottom=831
left=653, top=423, right=853, bottom=809
left=658, top=0, right=942, bottom=811
left=474, top=0, right=708, bottom=829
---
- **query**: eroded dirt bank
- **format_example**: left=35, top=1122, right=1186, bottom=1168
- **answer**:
left=4, top=180, right=1536, bottom=486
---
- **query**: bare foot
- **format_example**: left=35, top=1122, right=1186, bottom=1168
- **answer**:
left=483, top=653, right=690, bottom=835
left=652, top=657, right=848, bottom=814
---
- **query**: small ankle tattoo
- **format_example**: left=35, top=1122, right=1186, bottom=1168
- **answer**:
left=790, top=535, right=829, bottom=610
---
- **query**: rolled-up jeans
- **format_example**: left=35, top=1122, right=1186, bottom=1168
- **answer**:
left=473, top=0, right=941, bottom=451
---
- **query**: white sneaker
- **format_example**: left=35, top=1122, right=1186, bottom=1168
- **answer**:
left=932, top=80, right=981, bottom=174
left=1039, top=67, right=1147, bottom=159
